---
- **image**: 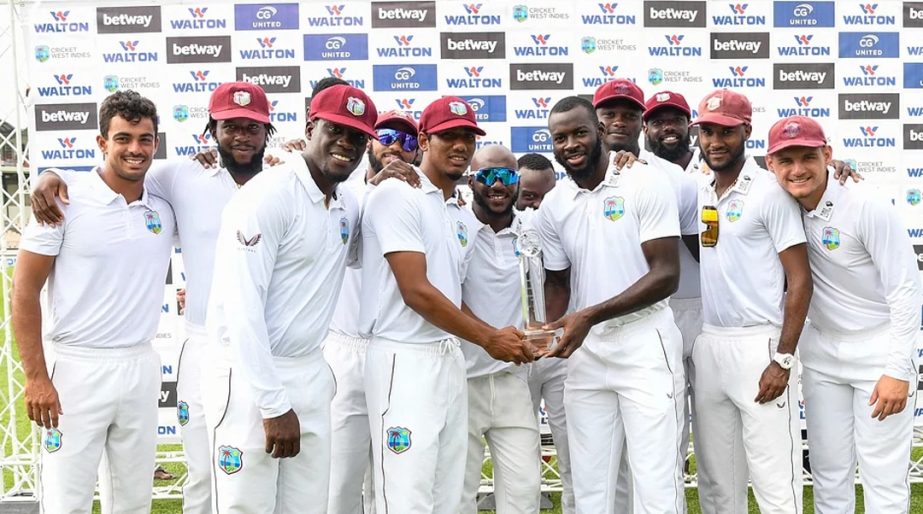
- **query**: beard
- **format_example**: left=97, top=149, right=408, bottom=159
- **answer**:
left=472, top=189, right=514, bottom=218
left=218, top=145, right=265, bottom=175
left=555, top=139, right=604, bottom=183
left=648, top=133, right=692, bottom=162
left=367, top=146, right=384, bottom=174
left=701, top=142, right=747, bottom=172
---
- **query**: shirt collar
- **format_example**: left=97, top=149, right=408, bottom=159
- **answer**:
left=567, top=152, right=621, bottom=199
left=293, top=156, right=342, bottom=208
left=804, top=169, right=840, bottom=221
left=88, top=167, right=158, bottom=208
left=705, top=157, right=760, bottom=198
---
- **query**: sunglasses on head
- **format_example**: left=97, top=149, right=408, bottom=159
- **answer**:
left=474, top=167, right=520, bottom=186
left=701, top=205, right=719, bottom=247
left=376, top=128, right=418, bottom=152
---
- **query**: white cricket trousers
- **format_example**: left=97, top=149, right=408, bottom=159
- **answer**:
left=692, top=324, right=802, bottom=514
left=801, top=323, right=915, bottom=514
left=323, top=331, right=376, bottom=514
left=365, top=337, right=467, bottom=514
left=175, top=326, right=211, bottom=514
left=565, top=307, right=686, bottom=514
left=527, top=358, right=573, bottom=514
left=669, top=296, right=704, bottom=465
left=206, top=350, right=334, bottom=513
left=462, top=370, right=541, bottom=514
left=40, top=343, right=160, bottom=514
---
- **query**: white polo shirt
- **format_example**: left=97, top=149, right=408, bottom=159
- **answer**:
left=359, top=168, right=471, bottom=343
left=802, top=171, right=923, bottom=380
left=640, top=149, right=700, bottom=299
left=535, top=152, right=681, bottom=332
left=328, top=178, right=370, bottom=338
left=697, top=158, right=806, bottom=328
left=460, top=212, right=526, bottom=379
left=21, top=168, right=175, bottom=348
left=207, top=156, right=359, bottom=418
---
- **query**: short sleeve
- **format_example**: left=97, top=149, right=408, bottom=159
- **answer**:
left=762, top=184, right=807, bottom=253
left=364, top=180, right=425, bottom=256
left=635, top=174, right=681, bottom=243
left=20, top=208, right=66, bottom=256
left=534, top=192, right=570, bottom=271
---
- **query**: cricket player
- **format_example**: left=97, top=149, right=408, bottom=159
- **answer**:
left=324, top=109, right=420, bottom=514
left=515, top=153, right=557, bottom=211
left=360, top=97, right=533, bottom=513
left=29, top=81, right=278, bottom=514
left=765, top=116, right=922, bottom=514
left=206, top=84, right=377, bottom=512
left=12, top=90, right=174, bottom=513
left=691, top=90, right=813, bottom=514
left=460, top=145, right=541, bottom=514
left=538, top=96, right=686, bottom=514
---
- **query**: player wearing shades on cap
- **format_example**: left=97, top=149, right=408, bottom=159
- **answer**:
left=206, top=84, right=377, bottom=513
left=691, top=90, right=812, bottom=514
left=13, top=90, right=174, bottom=513
left=324, top=109, right=420, bottom=514
left=537, top=95, right=685, bottom=514
left=766, top=116, right=922, bottom=514
left=360, top=97, right=532, bottom=513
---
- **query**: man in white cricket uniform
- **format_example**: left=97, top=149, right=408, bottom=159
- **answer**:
left=324, top=110, right=420, bottom=514
left=29, top=82, right=278, bottom=514
left=206, top=84, right=377, bottom=512
left=13, top=91, right=174, bottom=513
left=691, top=90, right=813, bottom=514
left=538, top=96, right=686, bottom=514
left=360, top=97, right=533, bottom=513
left=765, top=116, right=922, bottom=514
left=460, top=145, right=541, bottom=513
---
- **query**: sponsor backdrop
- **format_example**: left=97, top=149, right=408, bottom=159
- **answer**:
left=24, top=0, right=923, bottom=432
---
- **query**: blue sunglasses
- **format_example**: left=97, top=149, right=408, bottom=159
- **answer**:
left=376, top=128, right=418, bottom=152
left=474, top=167, right=520, bottom=186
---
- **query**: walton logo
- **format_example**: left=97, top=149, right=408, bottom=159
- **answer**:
left=513, top=34, right=568, bottom=57
left=239, top=37, right=296, bottom=59
left=306, top=4, right=363, bottom=26
left=445, top=3, right=500, bottom=25
left=513, top=97, right=552, bottom=120
left=170, top=7, right=227, bottom=29
left=172, top=70, right=220, bottom=93
left=377, top=35, right=432, bottom=58
left=581, top=65, right=619, bottom=88
left=465, top=66, right=481, bottom=77
left=777, top=34, right=831, bottom=56
left=396, top=98, right=414, bottom=109
left=582, top=3, right=636, bottom=25
left=776, top=96, right=830, bottom=117
left=268, top=100, right=296, bottom=123
left=39, top=73, right=92, bottom=97
left=446, top=66, right=501, bottom=88
left=39, top=136, right=96, bottom=160
left=34, top=10, right=90, bottom=33
left=843, top=3, right=895, bottom=24
left=649, top=35, right=701, bottom=57
left=842, top=126, right=896, bottom=148
left=102, top=40, right=158, bottom=63
left=58, top=137, right=74, bottom=148
left=712, top=3, right=767, bottom=25
left=713, top=65, right=765, bottom=87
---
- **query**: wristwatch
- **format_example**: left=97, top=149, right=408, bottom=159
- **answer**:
left=772, top=352, right=795, bottom=370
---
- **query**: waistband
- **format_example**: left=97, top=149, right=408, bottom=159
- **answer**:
left=325, top=330, right=370, bottom=349
left=370, top=336, right=461, bottom=355
left=53, top=341, right=154, bottom=360
left=701, top=323, right=780, bottom=339
left=272, top=350, right=325, bottom=370
left=669, top=296, right=702, bottom=310
left=595, top=304, right=672, bottom=337
left=808, top=321, right=889, bottom=342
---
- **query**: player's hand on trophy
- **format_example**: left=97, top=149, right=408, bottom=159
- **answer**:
left=29, top=171, right=69, bottom=225
left=754, top=362, right=789, bottom=404
left=544, top=311, right=592, bottom=359
left=483, top=326, right=533, bottom=365
left=612, top=149, right=643, bottom=171
left=869, top=375, right=910, bottom=421
left=282, top=138, right=307, bottom=152
left=25, top=376, right=62, bottom=428
left=263, top=409, right=301, bottom=458
left=524, top=326, right=556, bottom=359
left=831, top=159, right=862, bottom=184
left=192, top=148, right=220, bottom=168
left=369, top=159, right=421, bottom=188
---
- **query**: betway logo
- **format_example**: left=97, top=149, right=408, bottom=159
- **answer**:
left=102, top=13, right=153, bottom=27
left=516, top=69, right=565, bottom=84
left=844, top=99, right=891, bottom=114
left=41, top=110, right=89, bottom=124
left=446, top=37, right=497, bottom=53
left=378, top=7, right=427, bottom=20
left=649, top=6, right=698, bottom=22
left=241, top=72, right=291, bottom=88
left=713, top=39, right=762, bottom=54
left=779, top=69, right=826, bottom=84
left=172, top=42, right=222, bottom=57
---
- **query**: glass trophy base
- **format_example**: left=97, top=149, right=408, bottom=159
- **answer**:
left=523, top=327, right=557, bottom=354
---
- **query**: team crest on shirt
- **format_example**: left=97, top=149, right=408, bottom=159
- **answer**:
left=457, top=221, right=468, bottom=247
left=177, top=401, right=190, bottom=426
left=822, top=227, right=840, bottom=250
left=726, top=200, right=744, bottom=222
left=386, top=426, right=412, bottom=454
left=339, top=217, right=349, bottom=245
left=43, top=428, right=62, bottom=453
left=144, top=210, right=162, bottom=234
left=218, top=445, right=243, bottom=474
left=603, top=196, right=625, bottom=221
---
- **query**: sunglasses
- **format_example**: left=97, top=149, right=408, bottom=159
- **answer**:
left=474, top=167, right=520, bottom=186
left=701, top=205, right=719, bottom=247
left=376, top=128, right=418, bottom=152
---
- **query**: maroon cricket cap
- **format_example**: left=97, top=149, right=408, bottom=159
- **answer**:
left=418, top=97, right=485, bottom=136
left=592, top=79, right=645, bottom=110
left=690, top=89, right=752, bottom=127
left=643, top=91, right=691, bottom=121
left=208, top=82, right=270, bottom=123
left=767, top=116, right=828, bottom=155
left=308, top=84, right=379, bottom=138
left=375, top=109, right=418, bottom=135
